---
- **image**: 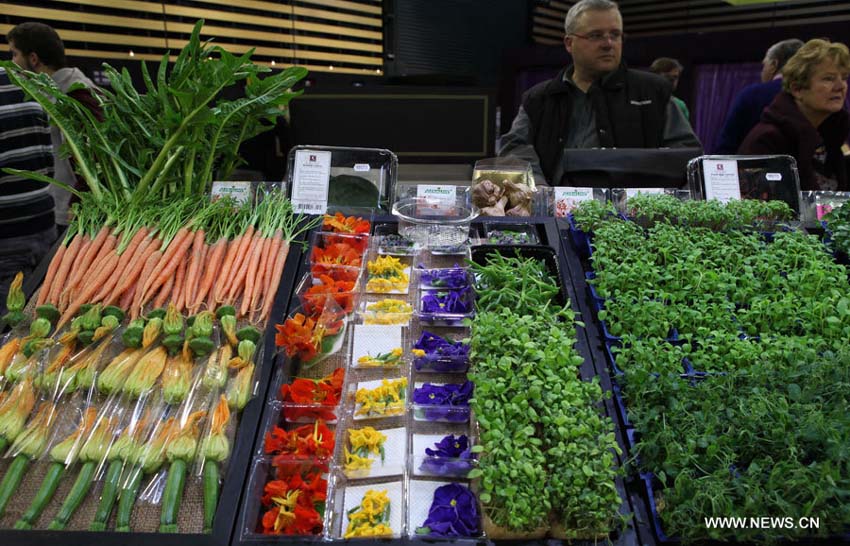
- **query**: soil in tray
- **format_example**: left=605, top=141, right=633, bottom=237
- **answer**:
left=0, top=457, right=205, bottom=533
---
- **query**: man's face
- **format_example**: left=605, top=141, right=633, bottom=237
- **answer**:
left=564, top=9, right=623, bottom=78
left=9, top=41, right=35, bottom=71
left=663, top=68, right=681, bottom=90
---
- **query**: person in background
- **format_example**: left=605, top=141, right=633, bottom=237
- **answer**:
left=0, top=66, right=55, bottom=317
left=650, top=57, right=690, bottom=120
left=739, top=39, right=849, bottom=191
left=7, top=22, right=102, bottom=228
left=713, top=39, right=804, bottom=154
left=498, top=0, right=700, bottom=186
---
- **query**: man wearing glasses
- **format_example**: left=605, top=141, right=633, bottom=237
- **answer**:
left=499, top=0, right=701, bottom=186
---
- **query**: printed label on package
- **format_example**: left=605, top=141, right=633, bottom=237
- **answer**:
left=292, top=149, right=332, bottom=214
left=416, top=184, right=456, bottom=216
left=766, top=173, right=782, bottom=181
left=554, top=187, right=593, bottom=218
left=354, top=163, right=371, bottom=172
left=210, top=181, right=252, bottom=204
left=703, top=160, right=741, bottom=203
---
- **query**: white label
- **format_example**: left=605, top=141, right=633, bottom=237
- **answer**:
left=625, top=187, right=665, bottom=198
left=211, top=181, right=252, bottom=204
left=703, top=160, right=741, bottom=203
left=292, top=150, right=332, bottom=214
left=554, top=187, right=593, bottom=218
left=353, top=163, right=370, bottom=172
left=416, top=184, right=456, bottom=215
left=766, top=172, right=782, bottom=181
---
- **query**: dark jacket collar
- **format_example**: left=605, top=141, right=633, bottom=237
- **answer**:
left=545, top=62, right=628, bottom=95
left=762, top=91, right=850, bottom=145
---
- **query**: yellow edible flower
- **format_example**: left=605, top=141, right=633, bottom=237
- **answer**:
left=366, top=256, right=410, bottom=293
left=344, top=448, right=374, bottom=474
left=355, top=378, right=407, bottom=417
left=271, top=490, right=302, bottom=532
left=357, top=347, right=403, bottom=368
left=344, top=489, right=392, bottom=538
left=364, top=300, right=412, bottom=325
left=344, top=427, right=387, bottom=476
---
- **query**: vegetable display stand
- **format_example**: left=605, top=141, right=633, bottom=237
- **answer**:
left=234, top=215, right=645, bottom=546
left=0, top=241, right=304, bottom=546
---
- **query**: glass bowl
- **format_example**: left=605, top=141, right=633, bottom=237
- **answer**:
left=391, top=197, right=479, bottom=249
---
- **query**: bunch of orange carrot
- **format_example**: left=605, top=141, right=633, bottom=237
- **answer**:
left=37, top=191, right=319, bottom=329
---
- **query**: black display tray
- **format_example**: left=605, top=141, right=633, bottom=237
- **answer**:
left=0, top=232, right=306, bottom=546
left=231, top=217, right=643, bottom=546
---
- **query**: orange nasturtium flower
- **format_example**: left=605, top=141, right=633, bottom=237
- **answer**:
left=311, top=243, right=363, bottom=269
left=323, top=212, right=371, bottom=235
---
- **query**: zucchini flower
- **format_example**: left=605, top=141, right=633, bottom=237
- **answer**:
left=142, top=317, right=163, bottom=349
left=220, top=314, right=238, bottom=347
left=93, top=315, right=120, bottom=342
left=123, top=346, right=167, bottom=398
left=35, top=304, right=60, bottom=323
left=21, top=337, right=53, bottom=358
left=163, top=304, right=183, bottom=337
left=226, top=362, right=254, bottom=411
left=29, top=317, right=52, bottom=339
left=40, top=340, right=78, bottom=390
left=122, top=319, right=146, bottom=349
left=11, top=402, right=56, bottom=459
left=139, top=417, right=178, bottom=474
left=202, top=395, right=231, bottom=463
left=0, top=337, right=21, bottom=378
left=162, top=351, right=193, bottom=405
left=203, top=344, right=231, bottom=390
left=80, top=304, right=103, bottom=331
left=4, top=351, right=36, bottom=383
left=50, top=407, right=98, bottom=464
left=2, top=273, right=25, bottom=326
left=166, top=410, right=206, bottom=463
left=192, top=312, right=214, bottom=339
left=109, top=411, right=152, bottom=465
left=0, top=377, right=36, bottom=442
left=80, top=415, right=120, bottom=463
left=74, top=340, right=112, bottom=392
left=228, top=339, right=256, bottom=370
left=97, top=348, right=144, bottom=395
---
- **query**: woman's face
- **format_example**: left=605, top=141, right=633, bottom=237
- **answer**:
left=794, top=58, right=849, bottom=117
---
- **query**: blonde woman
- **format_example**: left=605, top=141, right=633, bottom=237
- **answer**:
left=739, top=39, right=849, bottom=190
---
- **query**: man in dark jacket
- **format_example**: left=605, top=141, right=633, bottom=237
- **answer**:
left=498, top=0, right=700, bottom=186
left=713, top=39, right=804, bottom=155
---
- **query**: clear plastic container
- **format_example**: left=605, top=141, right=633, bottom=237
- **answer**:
left=358, top=298, right=414, bottom=326
left=340, top=424, right=407, bottom=480
left=392, top=197, right=479, bottom=250
left=308, top=231, right=369, bottom=269
left=350, top=377, right=409, bottom=421
left=415, top=285, right=475, bottom=327
left=411, top=432, right=477, bottom=479
left=417, top=266, right=471, bottom=290
left=295, top=270, right=361, bottom=316
left=482, top=223, right=540, bottom=245
left=364, top=254, right=413, bottom=295
left=350, top=324, right=407, bottom=370
left=331, top=476, right=404, bottom=539
left=407, top=478, right=483, bottom=539
left=412, top=381, right=473, bottom=423
left=411, top=330, right=470, bottom=374
left=374, top=223, right=420, bottom=255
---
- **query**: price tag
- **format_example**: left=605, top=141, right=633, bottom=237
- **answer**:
left=354, top=163, right=371, bottom=172
left=703, top=160, right=741, bottom=203
left=211, top=181, right=252, bottom=204
left=416, top=185, right=456, bottom=216
left=292, top=149, right=332, bottom=214
left=553, top=187, right=593, bottom=218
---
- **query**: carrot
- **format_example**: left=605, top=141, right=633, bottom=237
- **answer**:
left=227, top=231, right=261, bottom=305
left=183, top=230, right=205, bottom=311
left=239, top=235, right=267, bottom=317
left=131, top=251, right=163, bottom=319
left=261, top=231, right=283, bottom=310
left=92, top=227, right=149, bottom=303
left=140, top=231, right=195, bottom=309
left=154, top=272, right=175, bottom=309
left=57, top=252, right=121, bottom=330
left=192, top=238, right=225, bottom=312
left=119, top=284, right=136, bottom=312
left=37, top=243, right=66, bottom=307
left=140, top=227, right=192, bottom=305
left=66, top=227, right=109, bottom=297
left=247, top=235, right=273, bottom=321
left=172, top=252, right=188, bottom=313
left=68, top=233, right=117, bottom=305
left=217, top=226, right=254, bottom=304
left=54, top=235, right=88, bottom=309
left=105, top=235, right=159, bottom=307
left=187, top=244, right=207, bottom=313
left=212, top=236, right=241, bottom=304
left=259, top=241, right=290, bottom=322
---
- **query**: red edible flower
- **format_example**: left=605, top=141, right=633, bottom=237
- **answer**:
left=323, top=212, right=371, bottom=235
left=303, top=275, right=356, bottom=314
left=311, top=243, right=363, bottom=269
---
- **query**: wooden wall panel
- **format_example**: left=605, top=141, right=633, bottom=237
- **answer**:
left=1, top=0, right=383, bottom=75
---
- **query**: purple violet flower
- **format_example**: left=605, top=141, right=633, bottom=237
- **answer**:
left=413, top=382, right=473, bottom=422
left=413, top=332, right=470, bottom=372
left=415, top=483, right=480, bottom=537
left=421, top=287, right=473, bottom=315
left=419, top=266, right=468, bottom=289
left=420, top=434, right=475, bottom=476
